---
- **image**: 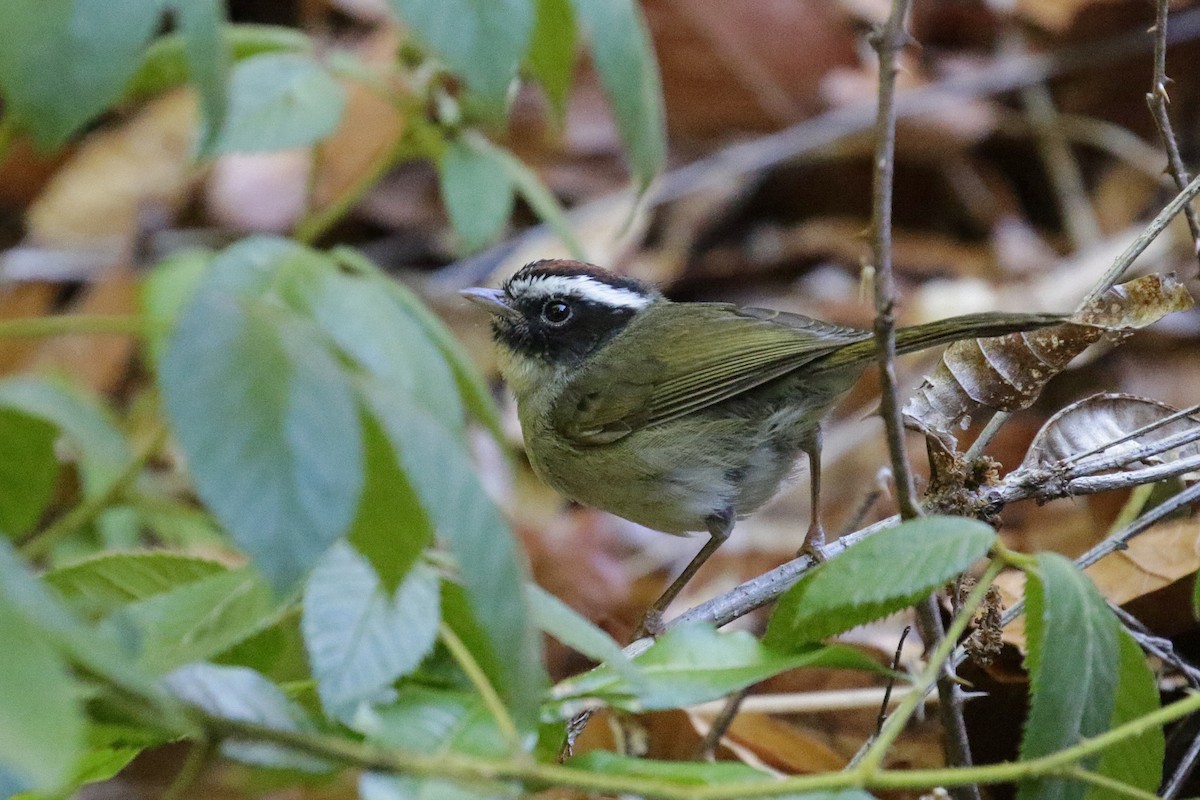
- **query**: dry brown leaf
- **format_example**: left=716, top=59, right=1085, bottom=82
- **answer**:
left=1020, top=393, right=1200, bottom=470
left=1087, top=518, right=1200, bottom=607
left=1012, top=0, right=1126, bottom=33
left=721, top=712, right=847, bottom=774
left=903, top=273, right=1195, bottom=439
left=25, top=89, right=201, bottom=249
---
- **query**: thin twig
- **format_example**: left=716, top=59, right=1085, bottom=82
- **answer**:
left=1162, top=723, right=1200, bottom=799
left=870, top=0, right=920, bottom=522
left=1146, top=0, right=1200, bottom=265
left=438, top=622, right=523, bottom=753
left=160, top=740, right=213, bottom=800
left=876, top=625, right=912, bottom=737
left=695, top=687, right=749, bottom=761
left=1111, top=605, right=1200, bottom=688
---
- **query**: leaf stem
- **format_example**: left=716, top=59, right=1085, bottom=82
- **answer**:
left=438, top=621, right=524, bottom=754
left=0, top=314, right=150, bottom=338
left=857, top=557, right=1004, bottom=775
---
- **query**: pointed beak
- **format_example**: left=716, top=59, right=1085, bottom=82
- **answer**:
left=460, top=287, right=520, bottom=320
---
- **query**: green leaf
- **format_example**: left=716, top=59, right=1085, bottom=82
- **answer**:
left=358, top=686, right=517, bottom=800
left=329, top=246, right=506, bottom=440
left=552, top=622, right=883, bottom=714
left=567, top=0, right=665, bottom=189
left=766, top=516, right=996, bottom=648
left=348, top=412, right=435, bottom=592
left=171, top=0, right=230, bottom=156
left=302, top=544, right=441, bottom=720
left=110, top=567, right=279, bottom=672
left=1083, top=629, right=1163, bottom=800
left=44, top=551, right=226, bottom=617
left=464, top=132, right=586, bottom=260
left=165, top=663, right=327, bottom=771
left=363, top=382, right=546, bottom=728
left=386, top=0, right=535, bottom=117
left=527, top=583, right=641, bottom=687
left=161, top=289, right=363, bottom=592
left=1193, top=571, right=1200, bottom=621
left=1018, top=553, right=1121, bottom=800
left=0, top=596, right=85, bottom=792
left=125, top=23, right=311, bottom=103
left=140, top=247, right=213, bottom=365
left=570, top=752, right=876, bottom=800
left=0, top=409, right=59, bottom=536
left=526, top=0, right=576, bottom=119
left=281, top=255, right=463, bottom=432
left=212, top=52, right=347, bottom=154
left=0, top=377, right=129, bottom=497
left=0, top=0, right=163, bottom=149
left=438, top=136, right=516, bottom=252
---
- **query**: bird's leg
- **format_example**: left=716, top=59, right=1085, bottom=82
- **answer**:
left=636, top=509, right=733, bottom=639
left=798, top=431, right=826, bottom=559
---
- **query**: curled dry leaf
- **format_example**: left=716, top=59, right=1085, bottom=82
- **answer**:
left=1019, top=393, right=1200, bottom=471
left=903, top=273, right=1195, bottom=441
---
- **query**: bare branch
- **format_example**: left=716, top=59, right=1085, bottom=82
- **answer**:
left=1146, top=0, right=1200, bottom=266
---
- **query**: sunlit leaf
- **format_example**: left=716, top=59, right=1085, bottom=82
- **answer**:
left=45, top=551, right=226, bottom=618
left=526, top=0, right=576, bottom=119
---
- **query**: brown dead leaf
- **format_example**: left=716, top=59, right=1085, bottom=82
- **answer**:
left=25, top=89, right=201, bottom=249
left=1020, top=393, right=1199, bottom=470
left=715, top=712, right=847, bottom=774
left=1013, top=0, right=1126, bottom=32
left=1087, top=518, right=1200, bottom=607
left=903, top=273, right=1195, bottom=440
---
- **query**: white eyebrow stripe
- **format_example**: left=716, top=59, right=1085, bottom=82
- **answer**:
left=509, top=274, right=652, bottom=310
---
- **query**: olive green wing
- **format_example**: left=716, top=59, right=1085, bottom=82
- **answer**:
left=553, top=303, right=870, bottom=445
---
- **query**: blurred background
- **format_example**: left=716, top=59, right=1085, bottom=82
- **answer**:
left=4, top=0, right=1200, bottom=795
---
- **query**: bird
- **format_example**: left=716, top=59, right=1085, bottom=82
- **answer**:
left=462, top=259, right=1063, bottom=631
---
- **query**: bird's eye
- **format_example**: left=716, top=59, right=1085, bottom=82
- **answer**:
left=541, top=299, right=573, bottom=325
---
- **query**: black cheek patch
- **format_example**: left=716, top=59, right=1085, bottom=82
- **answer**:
left=495, top=299, right=639, bottom=366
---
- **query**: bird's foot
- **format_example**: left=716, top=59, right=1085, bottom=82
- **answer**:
left=797, top=522, right=827, bottom=562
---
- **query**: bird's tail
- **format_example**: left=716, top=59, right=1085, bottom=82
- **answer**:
left=810, top=312, right=1069, bottom=373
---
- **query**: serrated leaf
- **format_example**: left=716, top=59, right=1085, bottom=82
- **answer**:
left=527, top=0, right=576, bottom=119
left=0, top=596, right=84, bottom=792
left=302, top=544, right=440, bottom=721
left=171, top=0, right=230, bottom=156
left=568, top=0, right=665, bottom=189
left=161, top=289, right=363, bottom=592
left=551, top=622, right=883, bottom=714
left=110, top=567, right=279, bottom=672
left=44, top=551, right=226, bottom=618
left=0, top=409, right=59, bottom=537
left=1018, top=553, right=1121, bottom=800
left=361, top=382, right=545, bottom=728
left=211, top=52, right=346, bottom=154
left=358, top=686, right=517, bottom=800
left=570, top=752, right=876, bottom=800
left=1083, top=629, right=1163, bottom=800
left=386, top=0, right=535, bottom=117
left=766, top=516, right=996, bottom=648
left=439, top=137, right=515, bottom=253
left=165, top=663, right=327, bottom=771
left=329, top=247, right=506, bottom=440
left=0, top=0, right=163, bottom=149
